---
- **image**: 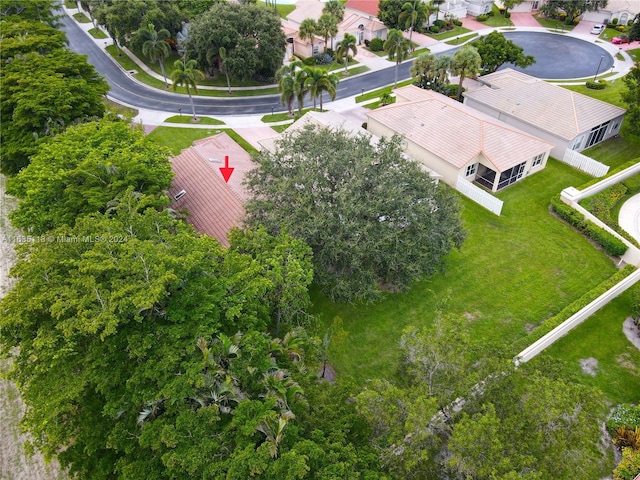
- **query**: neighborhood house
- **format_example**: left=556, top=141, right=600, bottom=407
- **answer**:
left=463, top=69, right=626, bottom=160
left=366, top=85, right=553, bottom=192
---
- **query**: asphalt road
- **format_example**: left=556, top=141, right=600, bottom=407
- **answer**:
left=61, top=13, right=418, bottom=115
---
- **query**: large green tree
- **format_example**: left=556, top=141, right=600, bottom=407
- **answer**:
left=336, top=33, right=358, bottom=73
left=621, top=64, right=640, bottom=137
left=412, top=51, right=452, bottom=94
left=0, top=17, right=66, bottom=60
left=399, top=0, right=428, bottom=44
left=299, top=18, right=318, bottom=55
left=540, top=0, right=608, bottom=22
left=185, top=2, right=286, bottom=82
left=0, top=48, right=109, bottom=174
left=0, top=192, right=321, bottom=478
left=471, top=31, right=535, bottom=74
left=244, top=124, right=465, bottom=302
left=629, top=13, right=640, bottom=42
left=317, top=13, right=338, bottom=52
left=0, top=0, right=61, bottom=26
left=378, top=0, right=406, bottom=30
left=7, top=119, right=173, bottom=234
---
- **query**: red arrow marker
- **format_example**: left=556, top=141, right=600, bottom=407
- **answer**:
left=219, top=155, right=234, bottom=183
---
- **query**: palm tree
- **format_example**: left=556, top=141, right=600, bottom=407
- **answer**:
left=323, top=0, right=345, bottom=22
left=304, top=67, right=338, bottom=111
left=336, top=33, right=357, bottom=73
left=451, top=44, right=481, bottom=102
left=218, top=46, right=231, bottom=94
left=293, top=66, right=310, bottom=116
left=384, top=29, right=412, bottom=88
left=277, top=61, right=307, bottom=116
left=317, top=13, right=338, bottom=52
left=299, top=18, right=318, bottom=56
left=399, top=0, right=426, bottom=46
left=171, top=58, right=205, bottom=120
left=257, top=410, right=295, bottom=458
left=136, top=24, right=171, bottom=88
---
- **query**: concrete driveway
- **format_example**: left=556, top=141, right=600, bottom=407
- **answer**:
left=510, top=12, right=541, bottom=27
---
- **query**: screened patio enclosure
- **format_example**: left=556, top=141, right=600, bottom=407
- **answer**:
left=474, top=161, right=527, bottom=192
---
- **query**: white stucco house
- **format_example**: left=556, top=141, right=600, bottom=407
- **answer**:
left=366, top=85, right=553, bottom=192
left=581, top=0, right=638, bottom=25
left=466, top=0, right=495, bottom=16
left=463, top=69, right=627, bottom=160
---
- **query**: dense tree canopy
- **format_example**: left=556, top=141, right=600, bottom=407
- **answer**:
left=0, top=18, right=66, bottom=60
left=185, top=2, right=286, bottom=82
left=0, top=47, right=109, bottom=174
left=378, top=0, right=407, bottom=30
left=244, top=124, right=465, bottom=302
left=0, top=190, right=362, bottom=478
left=7, top=120, right=173, bottom=234
left=621, top=64, right=640, bottom=138
left=0, top=0, right=61, bottom=26
left=471, top=31, right=535, bottom=74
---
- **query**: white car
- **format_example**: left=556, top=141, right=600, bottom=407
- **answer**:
left=591, top=24, right=605, bottom=34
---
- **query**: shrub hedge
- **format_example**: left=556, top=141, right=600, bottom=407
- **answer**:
left=550, top=196, right=628, bottom=256
left=511, top=264, right=636, bottom=354
left=586, top=80, right=607, bottom=90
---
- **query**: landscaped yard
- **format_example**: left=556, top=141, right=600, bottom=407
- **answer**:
left=534, top=14, right=576, bottom=31
left=562, top=78, right=627, bottom=108
left=146, top=126, right=257, bottom=155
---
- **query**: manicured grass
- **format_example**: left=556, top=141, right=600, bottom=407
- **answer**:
left=105, top=46, right=279, bottom=97
left=146, top=127, right=258, bottom=156
left=355, top=78, right=414, bottom=103
left=628, top=48, right=640, bottom=63
left=64, top=0, right=77, bottom=8
left=364, top=47, right=388, bottom=57
left=426, top=26, right=471, bottom=40
left=270, top=124, right=291, bottom=133
left=336, top=65, right=370, bottom=78
left=445, top=33, right=479, bottom=45
left=481, top=6, right=514, bottom=27
left=534, top=14, right=575, bottom=31
left=164, top=115, right=225, bottom=125
left=311, top=160, right=618, bottom=383
left=601, top=27, right=622, bottom=42
left=88, top=28, right=107, bottom=39
left=583, top=135, right=640, bottom=169
left=73, top=12, right=91, bottom=23
left=542, top=291, right=640, bottom=405
left=103, top=98, right=138, bottom=118
left=363, top=97, right=396, bottom=109
left=562, top=78, right=627, bottom=108
left=256, top=0, right=296, bottom=18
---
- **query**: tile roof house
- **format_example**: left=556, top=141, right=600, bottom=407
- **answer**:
left=366, top=85, right=553, bottom=192
left=168, top=133, right=256, bottom=246
left=283, top=0, right=387, bottom=59
left=463, top=69, right=626, bottom=159
left=580, top=0, right=638, bottom=24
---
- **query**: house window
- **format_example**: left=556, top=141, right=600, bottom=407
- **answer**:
left=465, top=163, right=477, bottom=177
left=610, top=121, right=620, bottom=132
left=571, top=135, right=584, bottom=150
left=586, top=121, right=611, bottom=148
left=532, top=153, right=544, bottom=167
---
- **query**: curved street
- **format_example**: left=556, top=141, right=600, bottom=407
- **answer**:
left=61, top=12, right=416, bottom=116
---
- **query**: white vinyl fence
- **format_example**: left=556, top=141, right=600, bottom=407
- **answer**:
left=561, top=149, right=610, bottom=177
left=515, top=268, right=640, bottom=364
left=455, top=177, right=503, bottom=215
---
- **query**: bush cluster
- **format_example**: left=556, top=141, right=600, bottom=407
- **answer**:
left=586, top=80, right=607, bottom=90
left=608, top=404, right=640, bottom=433
left=369, top=37, right=384, bottom=51
left=511, top=264, right=636, bottom=354
left=477, top=14, right=488, bottom=21
left=314, top=53, right=335, bottom=65
left=550, top=196, right=628, bottom=256
left=583, top=183, right=627, bottom=221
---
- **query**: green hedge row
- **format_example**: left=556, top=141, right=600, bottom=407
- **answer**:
left=585, top=80, right=606, bottom=90
left=550, top=196, right=628, bottom=256
left=511, top=264, right=636, bottom=355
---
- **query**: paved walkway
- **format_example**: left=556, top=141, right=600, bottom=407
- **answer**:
left=619, top=194, right=640, bottom=244
left=62, top=3, right=638, bottom=147
left=510, top=12, right=542, bottom=27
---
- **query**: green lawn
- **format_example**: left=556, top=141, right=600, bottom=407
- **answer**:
left=582, top=135, right=640, bottom=169
left=146, top=127, right=257, bottom=156
left=481, top=6, right=514, bottom=27
left=88, top=28, right=107, bottom=39
left=103, top=98, right=138, bottom=118
left=311, top=160, right=619, bottom=383
left=426, top=26, right=471, bottom=40
left=628, top=48, right=640, bottom=63
left=336, top=65, right=370, bottom=78
left=355, top=78, right=414, bottom=103
left=445, top=33, right=479, bottom=45
left=601, top=27, right=623, bottom=42
left=543, top=291, right=640, bottom=404
left=106, top=46, right=279, bottom=97
left=73, top=12, right=91, bottom=23
left=534, top=14, right=575, bottom=31
left=562, top=78, right=627, bottom=108
left=256, top=0, right=295, bottom=19
left=164, top=115, right=225, bottom=125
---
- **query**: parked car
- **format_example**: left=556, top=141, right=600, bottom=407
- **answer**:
left=611, top=35, right=630, bottom=44
left=591, top=24, right=605, bottom=34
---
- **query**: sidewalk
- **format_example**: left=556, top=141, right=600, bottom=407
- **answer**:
left=62, top=4, right=637, bottom=134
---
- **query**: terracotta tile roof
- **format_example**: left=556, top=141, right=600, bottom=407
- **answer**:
left=464, top=69, right=626, bottom=141
left=344, top=0, right=379, bottom=17
left=367, top=85, right=553, bottom=172
left=286, top=0, right=326, bottom=24
left=168, top=133, right=256, bottom=247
